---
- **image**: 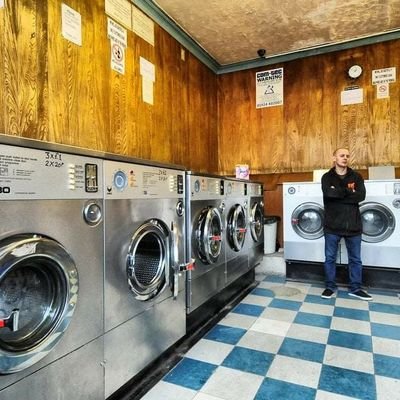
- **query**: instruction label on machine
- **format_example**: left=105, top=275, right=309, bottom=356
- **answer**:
left=0, top=145, right=101, bottom=199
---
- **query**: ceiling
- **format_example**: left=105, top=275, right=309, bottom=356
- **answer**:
left=144, top=0, right=400, bottom=72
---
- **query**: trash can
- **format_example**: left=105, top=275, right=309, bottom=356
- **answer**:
left=264, top=216, right=279, bottom=254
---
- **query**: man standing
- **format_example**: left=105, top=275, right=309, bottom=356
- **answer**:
left=321, top=148, right=372, bottom=301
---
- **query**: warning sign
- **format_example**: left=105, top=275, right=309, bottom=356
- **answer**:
left=111, top=40, right=125, bottom=74
left=372, top=67, right=396, bottom=85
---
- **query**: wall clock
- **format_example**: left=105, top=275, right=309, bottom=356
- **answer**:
left=347, top=64, right=363, bottom=79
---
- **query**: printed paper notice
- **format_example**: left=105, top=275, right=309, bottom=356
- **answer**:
left=372, top=67, right=396, bottom=85
left=140, top=57, right=155, bottom=81
left=108, top=18, right=127, bottom=47
left=105, top=0, right=132, bottom=29
left=376, top=83, right=389, bottom=99
left=142, top=78, right=153, bottom=105
left=0, top=1, right=5, bottom=9
left=341, top=88, right=363, bottom=105
left=61, top=3, right=82, bottom=46
left=111, top=40, right=125, bottom=74
left=132, top=5, right=155, bottom=46
left=256, top=68, right=283, bottom=108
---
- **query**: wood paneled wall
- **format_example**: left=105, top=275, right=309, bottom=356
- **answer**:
left=218, top=40, right=400, bottom=175
left=0, top=0, right=218, bottom=172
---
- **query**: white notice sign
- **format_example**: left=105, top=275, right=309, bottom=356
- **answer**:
left=61, top=3, right=82, bottom=46
left=256, top=68, right=283, bottom=108
left=372, top=67, right=396, bottom=85
left=105, top=0, right=132, bottom=29
left=132, top=5, right=155, bottom=46
left=107, top=18, right=127, bottom=48
left=341, top=88, right=363, bottom=105
left=140, top=57, right=155, bottom=81
left=0, top=1, right=5, bottom=9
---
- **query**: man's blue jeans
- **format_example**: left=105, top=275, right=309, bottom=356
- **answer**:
left=324, top=233, right=362, bottom=293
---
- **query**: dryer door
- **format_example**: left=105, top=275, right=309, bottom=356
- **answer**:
left=360, top=202, right=395, bottom=243
left=127, top=219, right=171, bottom=301
left=249, top=201, right=263, bottom=242
left=291, top=202, right=324, bottom=240
left=0, top=235, right=78, bottom=374
left=195, top=207, right=223, bottom=264
left=227, top=204, right=247, bottom=251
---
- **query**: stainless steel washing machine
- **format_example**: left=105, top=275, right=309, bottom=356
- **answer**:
left=247, top=181, right=264, bottom=269
left=185, top=173, right=226, bottom=320
left=103, top=160, right=187, bottom=398
left=0, top=142, right=104, bottom=399
left=224, top=178, right=249, bottom=285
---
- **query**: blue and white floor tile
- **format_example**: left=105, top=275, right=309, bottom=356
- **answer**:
left=142, top=275, right=400, bottom=400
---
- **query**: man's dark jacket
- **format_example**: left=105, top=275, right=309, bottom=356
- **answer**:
left=321, top=167, right=366, bottom=236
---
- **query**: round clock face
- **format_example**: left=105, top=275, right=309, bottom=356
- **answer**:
left=348, top=64, right=363, bottom=79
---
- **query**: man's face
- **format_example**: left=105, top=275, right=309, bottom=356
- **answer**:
left=333, top=149, right=350, bottom=168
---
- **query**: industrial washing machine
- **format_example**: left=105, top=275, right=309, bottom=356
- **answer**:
left=283, top=182, right=328, bottom=263
left=103, top=160, right=188, bottom=398
left=185, top=173, right=226, bottom=329
left=0, top=141, right=104, bottom=399
left=224, top=178, right=249, bottom=285
left=247, top=181, right=264, bottom=269
left=341, top=180, right=400, bottom=268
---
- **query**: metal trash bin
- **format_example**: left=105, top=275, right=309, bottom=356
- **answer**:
left=264, top=216, right=279, bottom=254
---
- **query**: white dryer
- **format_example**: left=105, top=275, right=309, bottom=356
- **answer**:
left=283, top=182, right=327, bottom=263
left=103, top=160, right=188, bottom=398
left=0, top=142, right=104, bottom=399
left=341, top=180, right=400, bottom=268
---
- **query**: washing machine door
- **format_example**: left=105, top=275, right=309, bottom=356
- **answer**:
left=291, top=202, right=324, bottom=239
left=249, top=201, right=263, bottom=242
left=227, top=204, right=247, bottom=251
left=360, top=202, right=395, bottom=243
left=195, top=206, right=223, bottom=264
left=0, top=235, right=78, bottom=374
left=127, top=219, right=171, bottom=301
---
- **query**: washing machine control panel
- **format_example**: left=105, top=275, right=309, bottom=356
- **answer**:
left=0, top=144, right=103, bottom=200
left=104, top=160, right=185, bottom=199
left=225, top=179, right=247, bottom=198
left=190, top=176, right=225, bottom=200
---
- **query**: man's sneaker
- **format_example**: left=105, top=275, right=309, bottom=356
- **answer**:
left=321, top=288, right=335, bottom=299
left=348, top=290, right=373, bottom=301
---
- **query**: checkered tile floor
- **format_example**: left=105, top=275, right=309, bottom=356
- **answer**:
left=141, top=275, right=400, bottom=400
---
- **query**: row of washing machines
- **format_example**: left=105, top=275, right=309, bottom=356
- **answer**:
left=283, top=181, right=400, bottom=268
left=0, top=141, right=264, bottom=399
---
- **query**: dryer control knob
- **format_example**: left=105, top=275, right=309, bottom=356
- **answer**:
left=393, top=199, right=400, bottom=209
left=113, top=170, right=128, bottom=191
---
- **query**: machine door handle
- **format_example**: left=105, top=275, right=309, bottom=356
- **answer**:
left=0, top=309, right=19, bottom=331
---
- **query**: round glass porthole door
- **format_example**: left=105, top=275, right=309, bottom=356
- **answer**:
left=250, top=202, right=263, bottom=242
left=227, top=204, right=247, bottom=251
left=360, top=202, right=395, bottom=243
left=196, top=207, right=223, bottom=264
left=291, top=202, right=324, bottom=240
left=0, top=235, right=78, bottom=374
left=127, top=220, right=170, bottom=301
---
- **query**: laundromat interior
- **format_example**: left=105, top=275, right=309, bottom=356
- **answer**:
left=0, top=1, right=400, bottom=399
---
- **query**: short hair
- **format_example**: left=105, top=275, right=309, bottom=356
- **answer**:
left=333, top=147, right=349, bottom=156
